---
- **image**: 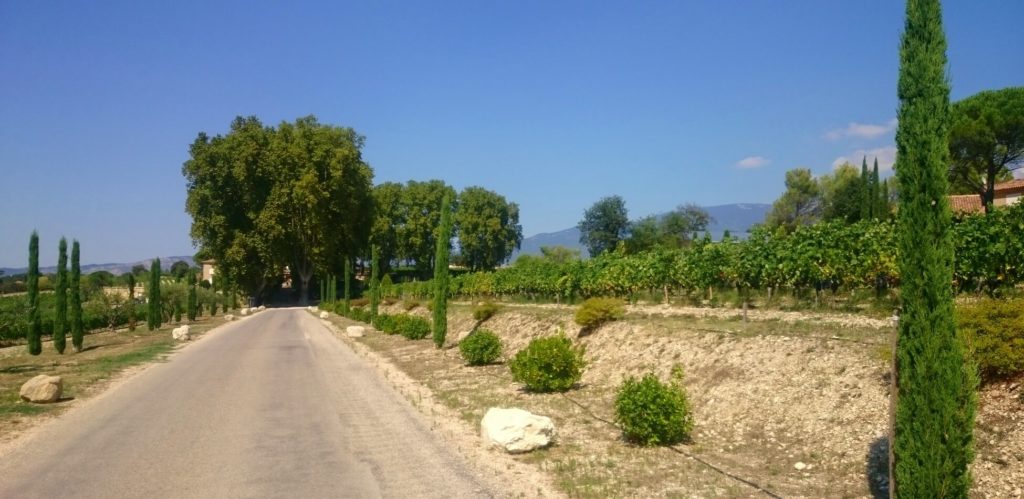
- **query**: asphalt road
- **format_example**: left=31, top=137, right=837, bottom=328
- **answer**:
left=0, top=309, right=493, bottom=499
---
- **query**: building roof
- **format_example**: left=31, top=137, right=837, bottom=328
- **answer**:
left=949, top=194, right=984, bottom=214
left=994, top=178, right=1024, bottom=194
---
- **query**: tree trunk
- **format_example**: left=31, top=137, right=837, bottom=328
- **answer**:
left=297, top=265, right=313, bottom=306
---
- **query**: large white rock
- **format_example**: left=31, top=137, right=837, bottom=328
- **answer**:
left=258, top=305, right=266, bottom=311
left=480, top=408, right=556, bottom=453
left=346, top=326, right=365, bottom=338
left=240, top=308, right=250, bottom=316
left=319, top=311, right=329, bottom=319
left=20, top=375, right=63, bottom=403
left=224, top=314, right=234, bottom=321
left=172, top=325, right=191, bottom=341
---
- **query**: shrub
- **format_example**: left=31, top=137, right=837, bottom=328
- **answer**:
left=472, top=301, right=501, bottom=322
left=615, top=366, right=694, bottom=446
left=574, top=297, right=625, bottom=330
left=459, top=329, right=502, bottom=365
left=351, top=297, right=369, bottom=308
left=373, top=314, right=398, bottom=334
left=396, top=314, right=431, bottom=340
left=957, top=298, right=1024, bottom=383
left=402, top=300, right=420, bottom=311
left=509, top=334, right=586, bottom=392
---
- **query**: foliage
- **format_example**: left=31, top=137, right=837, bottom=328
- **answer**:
left=578, top=195, right=630, bottom=257
left=574, top=297, right=625, bottom=330
left=957, top=299, right=1024, bottom=382
left=27, top=232, right=41, bottom=355
left=952, top=202, right=1024, bottom=294
left=948, top=86, right=1024, bottom=210
left=892, top=1, right=976, bottom=496
left=54, top=237, right=68, bottom=354
left=615, top=367, right=694, bottom=446
left=370, top=245, right=380, bottom=320
left=821, top=162, right=864, bottom=223
left=183, top=115, right=374, bottom=303
left=459, top=329, right=502, bottom=366
left=147, top=258, right=162, bottom=330
left=509, top=335, right=586, bottom=392
left=454, top=186, right=523, bottom=270
left=127, top=272, right=137, bottom=331
left=472, top=301, right=501, bottom=322
left=371, top=312, right=431, bottom=340
left=433, top=193, right=454, bottom=348
left=70, top=240, right=83, bottom=351
left=766, top=168, right=821, bottom=231
left=626, top=204, right=712, bottom=252
left=187, top=273, right=197, bottom=322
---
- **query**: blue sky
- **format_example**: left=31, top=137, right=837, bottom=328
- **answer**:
left=1, top=1, right=1021, bottom=267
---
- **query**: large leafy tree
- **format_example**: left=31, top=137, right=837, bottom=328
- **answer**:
left=892, top=0, right=976, bottom=495
left=370, top=182, right=405, bottom=273
left=397, top=180, right=456, bottom=273
left=820, top=163, right=864, bottom=223
left=183, top=116, right=374, bottom=304
left=454, top=186, right=523, bottom=271
left=948, top=86, right=1024, bottom=211
left=578, top=195, right=629, bottom=257
left=660, top=204, right=712, bottom=247
left=765, top=168, right=821, bottom=231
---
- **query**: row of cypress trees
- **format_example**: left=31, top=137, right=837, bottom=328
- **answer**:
left=25, top=232, right=84, bottom=355
left=860, top=157, right=891, bottom=220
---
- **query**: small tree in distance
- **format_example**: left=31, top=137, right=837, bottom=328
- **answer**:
left=27, top=232, right=42, bottom=356
left=148, top=258, right=162, bottom=330
left=54, top=237, right=68, bottom=354
left=432, top=193, right=454, bottom=348
left=70, top=240, right=83, bottom=351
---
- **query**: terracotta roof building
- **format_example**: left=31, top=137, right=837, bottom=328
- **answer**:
left=949, top=179, right=1024, bottom=214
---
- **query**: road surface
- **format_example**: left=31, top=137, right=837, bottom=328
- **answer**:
left=0, top=309, right=493, bottom=498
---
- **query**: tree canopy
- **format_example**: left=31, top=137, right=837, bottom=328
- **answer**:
left=183, top=115, right=374, bottom=303
left=578, top=195, right=630, bottom=257
left=765, top=168, right=821, bottom=231
left=454, top=186, right=523, bottom=271
left=948, top=86, right=1024, bottom=211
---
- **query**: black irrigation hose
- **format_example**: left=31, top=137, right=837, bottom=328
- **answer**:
left=557, top=392, right=784, bottom=499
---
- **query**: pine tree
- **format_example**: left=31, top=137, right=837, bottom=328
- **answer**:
left=148, top=258, right=162, bottom=330
left=432, top=193, right=454, bottom=348
left=70, top=240, right=83, bottom=351
left=860, top=157, right=871, bottom=221
left=127, top=272, right=137, bottom=331
left=892, top=0, right=976, bottom=496
left=369, top=246, right=380, bottom=320
left=343, top=257, right=352, bottom=313
left=54, top=237, right=68, bottom=354
left=27, top=231, right=42, bottom=356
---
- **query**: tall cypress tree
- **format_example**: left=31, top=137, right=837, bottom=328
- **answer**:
left=879, top=179, right=891, bottom=219
left=148, top=258, right=162, bottom=330
left=70, top=240, right=83, bottom=351
left=343, top=257, right=352, bottom=313
left=860, top=157, right=871, bottom=221
left=369, top=246, right=380, bottom=320
left=432, top=193, right=454, bottom=348
left=892, top=0, right=976, bottom=496
left=187, top=273, right=197, bottom=321
left=54, top=237, right=68, bottom=354
left=127, top=272, right=137, bottom=331
left=27, top=231, right=42, bottom=356
left=870, top=158, right=881, bottom=220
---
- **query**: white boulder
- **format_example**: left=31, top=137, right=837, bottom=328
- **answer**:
left=172, top=325, right=191, bottom=341
left=240, top=308, right=250, bottom=316
left=320, top=311, right=329, bottom=319
left=346, top=326, right=365, bottom=338
left=20, top=375, right=63, bottom=403
left=224, top=314, right=234, bottom=321
left=480, top=407, right=555, bottom=453
left=258, top=305, right=266, bottom=311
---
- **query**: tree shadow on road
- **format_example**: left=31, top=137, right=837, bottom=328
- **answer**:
left=865, top=435, right=890, bottom=498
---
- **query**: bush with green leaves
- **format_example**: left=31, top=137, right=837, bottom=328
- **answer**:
left=472, top=301, right=501, bottom=322
left=615, top=367, right=694, bottom=446
left=459, top=329, right=502, bottom=365
left=395, top=314, right=431, bottom=340
left=509, top=334, right=586, bottom=392
left=372, top=313, right=398, bottom=334
left=957, top=298, right=1024, bottom=382
left=574, top=297, right=625, bottom=329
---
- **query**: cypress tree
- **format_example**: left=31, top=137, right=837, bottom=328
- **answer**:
left=369, top=246, right=380, bottom=320
left=70, top=240, right=83, bottom=351
left=148, top=258, right=162, bottom=330
left=879, top=179, right=891, bottom=219
left=860, top=157, right=871, bottom=221
left=54, top=237, right=68, bottom=354
left=187, top=273, right=197, bottom=321
left=343, top=257, right=352, bottom=313
left=127, top=272, right=137, bottom=331
left=432, top=193, right=454, bottom=348
left=320, top=278, right=325, bottom=303
left=27, top=231, right=42, bottom=356
left=892, top=0, right=976, bottom=496
left=870, top=158, right=880, bottom=219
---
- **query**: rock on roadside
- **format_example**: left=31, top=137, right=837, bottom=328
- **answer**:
left=172, top=325, right=191, bottom=341
left=20, top=375, right=63, bottom=403
left=480, top=407, right=556, bottom=453
left=346, top=326, right=365, bottom=338
left=224, top=314, right=234, bottom=321
left=320, top=311, right=329, bottom=320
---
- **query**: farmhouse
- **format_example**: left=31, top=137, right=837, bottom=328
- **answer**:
left=949, top=178, right=1024, bottom=214
left=200, top=259, right=216, bottom=284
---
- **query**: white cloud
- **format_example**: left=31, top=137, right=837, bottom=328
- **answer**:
left=824, top=119, right=897, bottom=141
left=735, top=156, right=770, bottom=169
left=831, top=146, right=897, bottom=172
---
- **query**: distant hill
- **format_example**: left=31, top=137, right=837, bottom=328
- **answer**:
left=512, top=203, right=769, bottom=259
left=1, top=256, right=195, bottom=277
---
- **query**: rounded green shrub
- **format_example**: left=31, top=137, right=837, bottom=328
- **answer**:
left=459, top=329, right=502, bottom=365
left=472, top=301, right=501, bottom=322
left=372, top=313, right=397, bottom=333
left=574, top=297, right=625, bottom=330
left=957, top=298, right=1024, bottom=382
left=396, top=314, right=431, bottom=340
left=615, top=367, right=694, bottom=446
left=509, top=335, right=586, bottom=392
